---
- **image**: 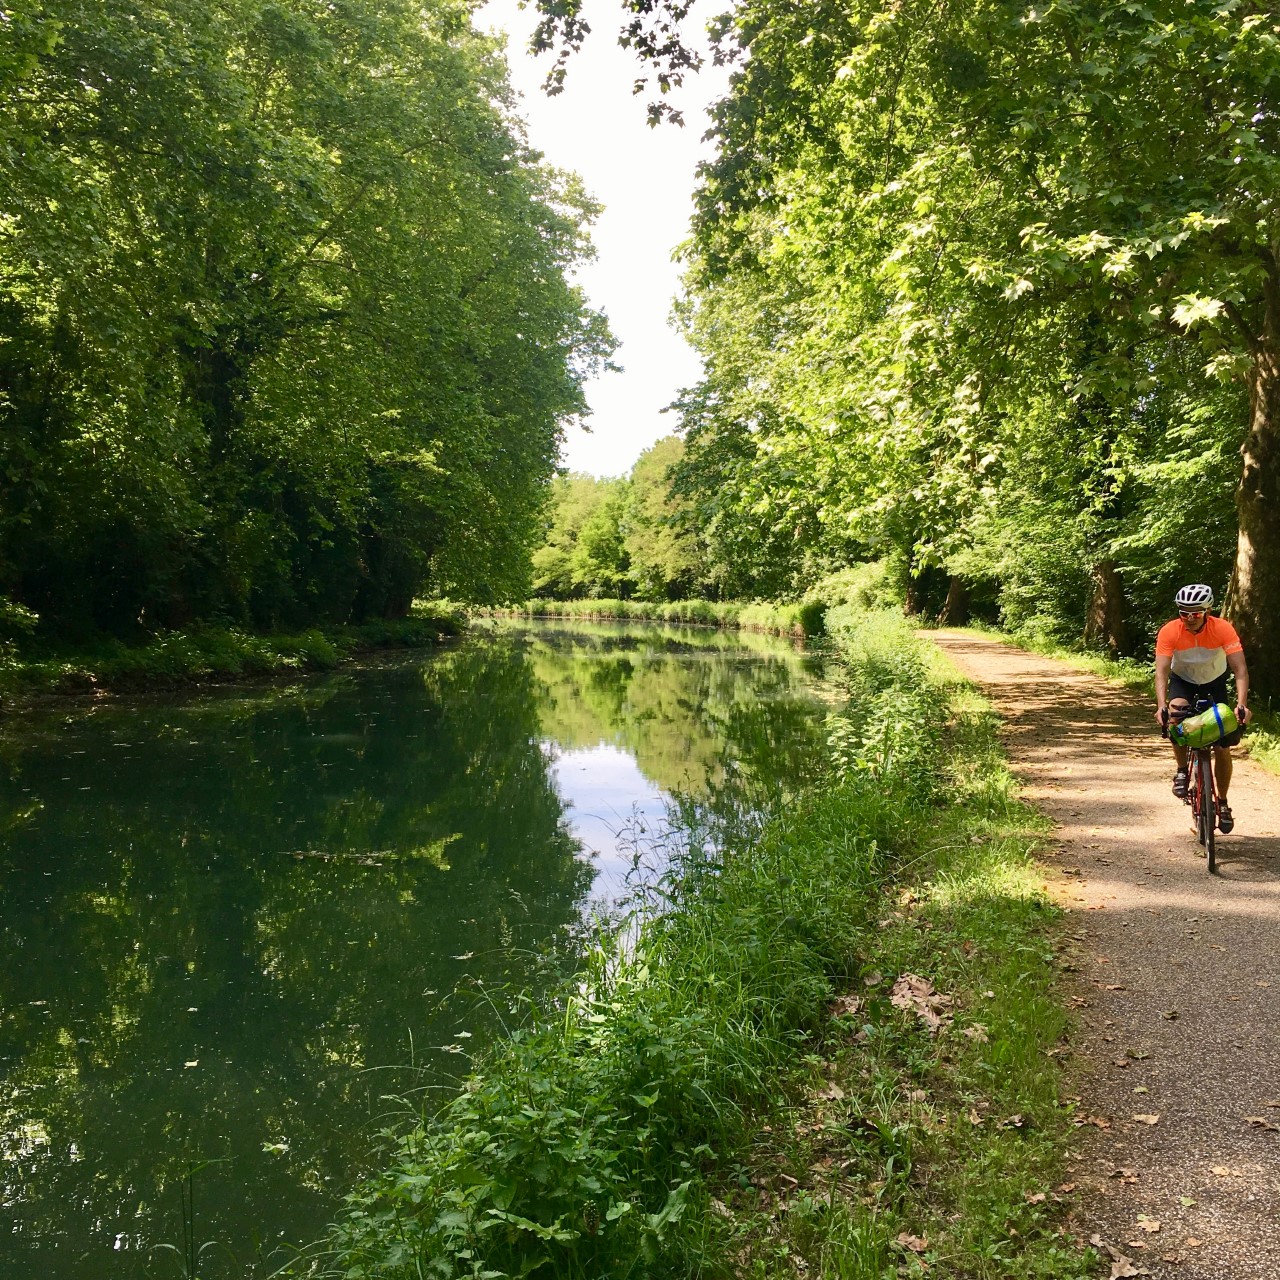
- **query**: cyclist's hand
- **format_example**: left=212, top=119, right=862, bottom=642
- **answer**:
left=1236, top=704, right=1251, bottom=726
left=1155, top=704, right=1169, bottom=728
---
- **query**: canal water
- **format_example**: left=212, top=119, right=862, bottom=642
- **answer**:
left=0, top=622, right=833, bottom=1278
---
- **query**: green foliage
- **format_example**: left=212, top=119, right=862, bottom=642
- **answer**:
left=510, top=597, right=830, bottom=637
left=532, top=474, right=632, bottom=599
left=823, top=612, right=947, bottom=787
left=293, top=613, right=1085, bottom=1279
left=623, top=436, right=704, bottom=600
left=531, top=438, right=713, bottom=601
left=516, top=558, right=909, bottom=637
left=0, top=0, right=610, bottom=639
left=659, top=0, right=1280, bottom=674
left=710, top=675, right=1088, bottom=1279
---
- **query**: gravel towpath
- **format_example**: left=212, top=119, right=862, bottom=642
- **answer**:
left=930, top=630, right=1280, bottom=1279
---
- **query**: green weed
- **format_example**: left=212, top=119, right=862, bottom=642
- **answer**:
left=289, top=613, right=1089, bottom=1280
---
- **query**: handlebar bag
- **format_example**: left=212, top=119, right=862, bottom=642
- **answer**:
left=1170, top=702, right=1238, bottom=749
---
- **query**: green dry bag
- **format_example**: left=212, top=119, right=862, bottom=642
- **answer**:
left=1170, top=702, right=1238, bottom=749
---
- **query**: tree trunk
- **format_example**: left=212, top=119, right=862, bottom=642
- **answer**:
left=937, top=575, right=969, bottom=626
left=1226, top=336, right=1280, bottom=699
left=1083, top=560, right=1129, bottom=657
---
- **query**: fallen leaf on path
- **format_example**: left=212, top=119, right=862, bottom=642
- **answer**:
left=1113, top=1058, right=1130, bottom=1068
left=1160, top=1010, right=1179, bottom=1021
left=1136, top=1216, right=1161, bottom=1233
left=890, top=973, right=953, bottom=1033
left=1110, top=1167, right=1138, bottom=1183
left=1245, top=1116, right=1280, bottom=1132
left=1210, top=1165, right=1242, bottom=1177
left=1133, top=1086, right=1149, bottom=1095
left=1110, top=1259, right=1151, bottom=1277
left=895, top=1232, right=928, bottom=1253
left=1185, top=1238, right=1202, bottom=1247
left=1025, top=1191, right=1047, bottom=1204
left=1179, top=1196, right=1196, bottom=1207
left=1133, top=1114, right=1161, bottom=1125
left=1256, top=981, right=1271, bottom=988
left=1103, top=984, right=1127, bottom=991
left=1076, top=1115, right=1111, bottom=1129
left=828, top=994, right=863, bottom=1018
left=1088, top=1236, right=1152, bottom=1278
left=996, top=1114, right=1025, bottom=1130
left=1127, top=1049, right=1151, bottom=1060
left=1057, top=1182, right=1078, bottom=1193
left=960, top=1024, right=989, bottom=1043
left=1069, top=995, right=1091, bottom=1007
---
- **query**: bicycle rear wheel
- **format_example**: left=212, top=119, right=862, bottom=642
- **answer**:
left=1197, top=751, right=1217, bottom=873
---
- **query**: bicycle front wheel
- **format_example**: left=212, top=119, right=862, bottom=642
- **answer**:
left=1197, top=752, right=1217, bottom=873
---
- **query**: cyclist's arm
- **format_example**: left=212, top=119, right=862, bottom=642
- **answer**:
left=1227, top=649, right=1251, bottom=723
left=1154, top=652, right=1172, bottom=723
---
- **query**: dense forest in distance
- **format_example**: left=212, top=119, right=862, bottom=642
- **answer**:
left=0, top=0, right=610, bottom=643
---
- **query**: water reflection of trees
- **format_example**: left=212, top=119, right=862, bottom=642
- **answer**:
left=0, top=639, right=594, bottom=1278
left=0, top=627, right=829, bottom=1277
left=522, top=625, right=830, bottom=803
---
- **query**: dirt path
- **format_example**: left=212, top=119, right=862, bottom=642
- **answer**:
left=931, top=631, right=1280, bottom=1279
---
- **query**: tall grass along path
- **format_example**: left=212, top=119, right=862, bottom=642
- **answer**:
left=931, top=630, right=1280, bottom=1280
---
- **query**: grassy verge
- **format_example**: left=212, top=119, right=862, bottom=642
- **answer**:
left=289, top=614, right=1088, bottom=1280
left=940, top=621, right=1280, bottom=775
left=0, top=604, right=464, bottom=702
left=500, top=597, right=826, bottom=637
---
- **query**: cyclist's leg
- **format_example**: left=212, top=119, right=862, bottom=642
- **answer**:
left=1213, top=744, right=1232, bottom=795
left=1166, top=676, right=1195, bottom=793
left=1201, top=674, right=1236, bottom=800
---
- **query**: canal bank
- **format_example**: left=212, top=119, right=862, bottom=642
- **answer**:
left=295, top=610, right=1091, bottom=1280
left=0, top=606, right=466, bottom=704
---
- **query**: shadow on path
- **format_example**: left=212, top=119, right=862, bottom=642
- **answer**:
left=933, top=631, right=1280, bottom=1280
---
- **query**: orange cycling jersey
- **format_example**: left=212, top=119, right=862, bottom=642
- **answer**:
left=1155, top=615, right=1243, bottom=686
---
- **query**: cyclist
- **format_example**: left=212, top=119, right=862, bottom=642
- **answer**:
left=1153, top=584, right=1251, bottom=833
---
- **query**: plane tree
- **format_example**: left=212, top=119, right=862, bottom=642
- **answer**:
left=537, top=0, right=1280, bottom=683
left=0, top=0, right=610, bottom=634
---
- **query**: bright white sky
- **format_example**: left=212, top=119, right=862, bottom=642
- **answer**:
left=477, top=0, right=732, bottom=478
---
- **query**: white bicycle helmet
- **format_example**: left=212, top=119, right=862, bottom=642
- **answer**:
left=1174, top=583, right=1214, bottom=610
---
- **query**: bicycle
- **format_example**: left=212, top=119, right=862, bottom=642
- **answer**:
left=1161, top=697, right=1219, bottom=874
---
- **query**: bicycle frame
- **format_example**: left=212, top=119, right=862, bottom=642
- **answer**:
left=1170, top=696, right=1219, bottom=874
left=1185, top=741, right=1217, bottom=873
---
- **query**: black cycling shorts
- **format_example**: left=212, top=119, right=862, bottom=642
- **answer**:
left=1168, top=672, right=1243, bottom=746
